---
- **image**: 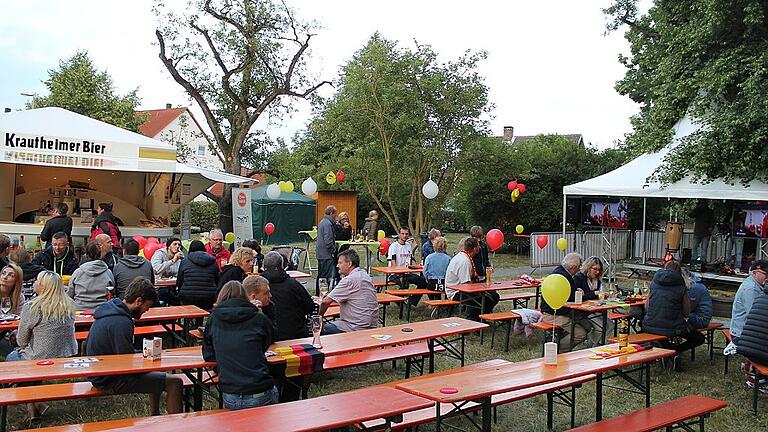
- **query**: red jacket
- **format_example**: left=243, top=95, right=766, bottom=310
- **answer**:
left=205, top=243, right=232, bottom=270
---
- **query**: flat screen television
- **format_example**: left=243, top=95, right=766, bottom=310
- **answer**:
left=733, top=204, right=768, bottom=239
left=582, top=198, right=628, bottom=229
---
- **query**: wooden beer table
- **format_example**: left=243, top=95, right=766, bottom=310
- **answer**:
left=450, top=279, right=542, bottom=311
left=269, top=318, right=488, bottom=373
left=395, top=344, right=675, bottom=431
left=89, top=387, right=433, bottom=432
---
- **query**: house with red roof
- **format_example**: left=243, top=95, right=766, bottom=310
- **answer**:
left=136, top=104, right=223, bottom=171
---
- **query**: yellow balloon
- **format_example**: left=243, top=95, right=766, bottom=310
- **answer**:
left=138, top=249, right=145, bottom=258
left=326, top=171, right=337, bottom=184
left=225, top=232, right=236, bottom=243
left=285, top=181, right=295, bottom=193
left=541, top=274, right=571, bottom=310
left=278, top=181, right=288, bottom=192
left=512, top=188, right=520, bottom=198
left=377, top=230, right=386, bottom=241
left=511, top=193, right=519, bottom=203
left=557, top=237, right=567, bottom=251
left=515, top=224, right=524, bottom=234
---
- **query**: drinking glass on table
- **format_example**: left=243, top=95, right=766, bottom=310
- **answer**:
left=0, top=297, right=11, bottom=319
left=485, top=267, right=494, bottom=286
left=607, top=286, right=616, bottom=299
left=310, top=315, right=323, bottom=349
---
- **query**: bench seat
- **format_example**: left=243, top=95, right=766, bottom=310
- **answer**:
left=75, top=324, right=183, bottom=342
left=498, top=292, right=536, bottom=308
left=607, top=333, right=668, bottom=344
left=422, top=299, right=461, bottom=307
left=16, top=410, right=225, bottom=432
left=324, top=343, right=446, bottom=378
left=531, top=322, right=561, bottom=331
left=566, top=395, right=726, bottom=432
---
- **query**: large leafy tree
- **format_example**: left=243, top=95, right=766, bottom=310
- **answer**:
left=605, top=0, right=768, bottom=185
left=28, top=51, right=144, bottom=132
left=155, top=0, right=330, bottom=231
left=300, top=34, right=490, bottom=236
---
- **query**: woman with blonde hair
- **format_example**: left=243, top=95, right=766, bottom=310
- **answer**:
left=0, top=263, right=26, bottom=316
left=573, top=256, right=608, bottom=345
left=6, top=271, right=77, bottom=419
left=217, top=247, right=255, bottom=290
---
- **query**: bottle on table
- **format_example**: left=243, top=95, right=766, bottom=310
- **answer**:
left=633, top=280, right=640, bottom=296
left=618, top=318, right=629, bottom=349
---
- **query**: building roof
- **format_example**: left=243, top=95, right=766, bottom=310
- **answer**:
left=510, top=133, right=584, bottom=145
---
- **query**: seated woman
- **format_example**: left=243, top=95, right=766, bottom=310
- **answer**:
left=573, top=256, right=609, bottom=345
left=202, top=281, right=277, bottom=409
left=0, top=263, right=26, bottom=315
left=6, top=271, right=77, bottom=419
left=176, top=240, right=220, bottom=310
left=67, top=241, right=115, bottom=311
left=242, top=240, right=264, bottom=272
left=218, top=247, right=256, bottom=290
left=642, top=260, right=704, bottom=370
left=9, top=249, right=46, bottom=282
left=422, top=236, right=450, bottom=300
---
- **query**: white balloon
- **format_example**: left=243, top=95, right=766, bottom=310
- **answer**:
left=301, top=177, right=318, bottom=196
left=422, top=179, right=439, bottom=199
left=266, top=183, right=281, bottom=199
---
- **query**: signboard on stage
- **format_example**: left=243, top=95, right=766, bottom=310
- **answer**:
left=232, top=188, right=253, bottom=247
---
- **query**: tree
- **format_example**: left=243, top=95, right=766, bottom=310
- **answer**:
left=155, top=0, right=330, bottom=231
left=604, top=0, right=768, bottom=185
left=28, top=51, right=144, bottom=132
left=299, top=34, right=490, bottom=236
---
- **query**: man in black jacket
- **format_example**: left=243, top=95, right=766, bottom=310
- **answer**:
left=40, top=202, right=73, bottom=245
left=176, top=240, right=220, bottom=310
left=541, top=252, right=591, bottom=350
left=32, top=232, right=79, bottom=276
left=85, top=278, right=182, bottom=415
left=261, top=251, right=315, bottom=341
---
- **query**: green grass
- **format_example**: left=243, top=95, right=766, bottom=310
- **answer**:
left=8, top=242, right=765, bottom=431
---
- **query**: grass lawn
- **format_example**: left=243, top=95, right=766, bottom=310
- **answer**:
left=9, top=241, right=764, bottom=431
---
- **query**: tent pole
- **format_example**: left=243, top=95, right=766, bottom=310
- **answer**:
left=641, top=198, right=647, bottom=263
left=562, top=195, right=567, bottom=238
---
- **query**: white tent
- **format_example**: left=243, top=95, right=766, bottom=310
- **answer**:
left=564, top=115, right=768, bottom=201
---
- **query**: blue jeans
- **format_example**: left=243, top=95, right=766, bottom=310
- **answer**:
left=5, top=350, right=23, bottom=361
left=691, top=235, right=710, bottom=261
left=222, top=386, right=278, bottom=410
left=322, top=322, right=345, bottom=335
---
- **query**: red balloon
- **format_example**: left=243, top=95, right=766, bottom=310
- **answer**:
left=378, top=238, right=391, bottom=255
left=132, top=235, right=147, bottom=249
left=506, top=181, right=518, bottom=192
left=517, top=183, right=526, bottom=194
left=336, top=170, right=346, bottom=183
left=143, top=243, right=162, bottom=260
left=486, top=228, right=505, bottom=251
left=146, top=237, right=160, bottom=245
left=264, top=223, right=275, bottom=236
left=536, top=235, right=548, bottom=249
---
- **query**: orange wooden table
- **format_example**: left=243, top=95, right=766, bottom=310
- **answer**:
left=396, top=344, right=676, bottom=430
left=287, top=270, right=311, bottom=279
left=371, top=265, right=424, bottom=276
left=451, top=279, right=542, bottom=310
left=154, top=278, right=177, bottom=288
left=269, top=318, right=488, bottom=373
left=92, top=387, right=432, bottom=432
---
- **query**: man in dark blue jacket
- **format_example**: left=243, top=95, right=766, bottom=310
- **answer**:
left=32, top=232, right=79, bottom=276
left=85, top=277, right=182, bottom=415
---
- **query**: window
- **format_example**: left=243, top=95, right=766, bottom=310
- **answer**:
left=196, top=143, right=206, bottom=156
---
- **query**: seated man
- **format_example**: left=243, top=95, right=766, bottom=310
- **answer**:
left=730, top=260, right=768, bottom=344
left=85, top=277, right=182, bottom=415
left=736, top=281, right=768, bottom=366
left=319, top=249, right=378, bottom=334
left=445, top=237, right=499, bottom=321
left=261, top=251, right=315, bottom=341
left=387, top=226, right=430, bottom=305
left=152, top=237, right=184, bottom=279
left=113, top=239, right=155, bottom=299
left=33, top=231, right=79, bottom=276
left=541, top=252, right=591, bottom=350
left=94, top=234, right=119, bottom=272
left=206, top=229, right=231, bottom=270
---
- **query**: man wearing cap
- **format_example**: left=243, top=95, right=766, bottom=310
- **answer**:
left=730, top=260, right=768, bottom=344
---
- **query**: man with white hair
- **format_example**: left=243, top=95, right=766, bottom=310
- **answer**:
left=206, top=229, right=231, bottom=270
left=541, top=252, right=591, bottom=350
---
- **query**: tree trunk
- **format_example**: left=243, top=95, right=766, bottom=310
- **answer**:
left=218, top=155, right=242, bottom=234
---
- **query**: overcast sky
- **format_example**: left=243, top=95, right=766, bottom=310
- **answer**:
left=0, top=1, right=640, bottom=149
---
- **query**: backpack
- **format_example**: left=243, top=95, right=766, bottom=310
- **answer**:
left=91, top=220, right=122, bottom=246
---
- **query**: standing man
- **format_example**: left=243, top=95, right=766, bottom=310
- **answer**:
left=95, top=233, right=119, bottom=272
left=33, top=232, right=79, bottom=276
left=316, top=205, right=338, bottom=294
left=85, top=277, right=183, bottom=415
left=318, top=249, right=378, bottom=334
left=40, top=203, right=73, bottom=245
left=387, top=227, right=429, bottom=305
left=689, top=199, right=715, bottom=262
left=206, top=229, right=231, bottom=270
left=541, top=252, right=591, bottom=350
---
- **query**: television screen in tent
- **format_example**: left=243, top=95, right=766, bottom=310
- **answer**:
left=733, top=205, right=768, bottom=239
left=582, top=199, right=628, bottom=229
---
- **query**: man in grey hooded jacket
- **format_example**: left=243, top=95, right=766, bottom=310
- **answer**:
left=68, top=241, right=115, bottom=311
left=113, top=239, right=154, bottom=299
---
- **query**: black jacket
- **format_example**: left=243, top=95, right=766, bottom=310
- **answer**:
left=85, top=299, right=136, bottom=388
left=472, top=241, right=491, bottom=279
left=19, top=262, right=46, bottom=282
left=737, top=290, right=768, bottom=364
left=177, top=251, right=220, bottom=310
left=33, top=246, right=79, bottom=276
left=262, top=268, right=316, bottom=341
left=203, top=298, right=274, bottom=394
left=541, top=265, right=578, bottom=316
left=642, top=269, right=688, bottom=337
left=572, top=271, right=599, bottom=301
left=217, top=265, right=247, bottom=290
left=40, top=215, right=73, bottom=244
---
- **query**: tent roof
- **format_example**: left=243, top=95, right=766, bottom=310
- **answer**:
left=251, top=185, right=316, bottom=204
left=563, top=115, right=768, bottom=201
left=1, top=107, right=251, bottom=184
